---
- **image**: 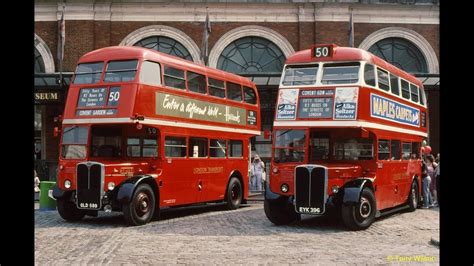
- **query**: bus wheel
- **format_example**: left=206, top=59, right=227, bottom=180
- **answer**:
left=264, top=198, right=299, bottom=225
left=341, top=187, right=376, bottom=230
left=407, top=181, right=419, bottom=212
left=122, top=183, right=155, bottom=226
left=57, top=199, right=85, bottom=221
left=225, top=177, right=242, bottom=210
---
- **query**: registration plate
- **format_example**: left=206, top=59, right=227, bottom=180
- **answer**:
left=298, top=207, right=321, bottom=214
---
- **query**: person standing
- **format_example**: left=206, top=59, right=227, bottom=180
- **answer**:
left=421, top=157, right=432, bottom=209
left=250, top=155, right=265, bottom=191
left=435, top=156, right=440, bottom=206
left=426, top=155, right=438, bottom=207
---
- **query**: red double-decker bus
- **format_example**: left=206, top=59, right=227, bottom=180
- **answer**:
left=52, top=46, right=261, bottom=226
left=264, top=44, right=428, bottom=230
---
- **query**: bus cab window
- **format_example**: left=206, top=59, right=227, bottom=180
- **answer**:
left=61, top=126, right=89, bottom=159
left=187, top=72, right=207, bottom=94
left=90, top=127, right=122, bottom=158
left=378, top=140, right=390, bottom=160
left=274, top=130, right=306, bottom=163
left=139, top=61, right=161, bottom=86
left=321, top=63, right=360, bottom=84
left=104, top=60, right=138, bottom=83
left=189, top=137, right=208, bottom=158
left=73, top=62, right=103, bottom=84
left=164, top=66, right=186, bottom=90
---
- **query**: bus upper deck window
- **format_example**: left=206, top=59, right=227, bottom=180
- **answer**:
left=187, top=72, right=207, bottom=94
left=227, top=82, right=242, bottom=102
left=139, top=61, right=161, bottom=86
left=73, top=62, right=104, bottom=84
left=243, top=86, right=257, bottom=104
left=401, top=79, right=410, bottom=99
left=104, top=60, right=138, bottom=83
left=209, top=78, right=225, bottom=98
left=410, top=83, right=419, bottom=103
left=164, top=66, right=186, bottom=90
left=282, top=65, right=318, bottom=86
left=377, top=68, right=390, bottom=91
left=390, top=74, right=400, bottom=96
left=419, top=87, right=426, bottom=106
left=364, top=63, right=376, bottom=87
left=322, top=63, right=360, bottom=85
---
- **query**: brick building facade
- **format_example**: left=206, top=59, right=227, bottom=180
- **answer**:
left=34, top=0, right=439, bottom=180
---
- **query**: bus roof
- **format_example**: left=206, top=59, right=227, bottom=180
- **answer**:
left=78, top=46, right=255, bottom=88
left=285, top=45, right=423, bottom=87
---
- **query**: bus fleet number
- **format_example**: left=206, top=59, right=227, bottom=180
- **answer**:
left=314, top=47, right=329, bottom=58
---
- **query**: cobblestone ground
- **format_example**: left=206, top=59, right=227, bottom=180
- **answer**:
left=35, top=202, right=439, bottom=265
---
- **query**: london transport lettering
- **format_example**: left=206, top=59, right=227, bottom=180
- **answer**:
left=370, top=93, right=420, bottom=127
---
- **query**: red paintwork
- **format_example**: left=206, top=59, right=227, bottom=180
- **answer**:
left=271, top=44, right=427, bottom=211
left=58, top=46, right=260, bottom=207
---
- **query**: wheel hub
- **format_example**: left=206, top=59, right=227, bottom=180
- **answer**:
left=135, top=192, right=150, bottom=217
left=359, top=197, right=371, bottom=218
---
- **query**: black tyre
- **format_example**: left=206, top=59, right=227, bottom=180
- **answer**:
left=57, top=199, right=85, bottom=221
left=264, top=198, right=300, bottom=225
left=341, top=187, right=376, bottom=230
left=225, top=177, right=242, bottom=210
left=407, top=180, right=419, bottom=212
left=122, top=183, right=155, bottom=226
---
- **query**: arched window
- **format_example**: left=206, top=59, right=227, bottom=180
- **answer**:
left=35, top=47, right=45, bottom=73
left=217, top=37, right=285, bottom=74
left=134, top=36, right=193, bottom=61
left=368, top=38, right=428, bottom=73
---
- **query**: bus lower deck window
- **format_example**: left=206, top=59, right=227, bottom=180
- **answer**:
left=165, top=136, right=187, bottom=157
left=189, top=137, right=208, bottom=158
left=378, top=140, right=390, bottom=160
left=210, top=139, right=227, bottom=158
left=229, top=140, right=243, bottom=157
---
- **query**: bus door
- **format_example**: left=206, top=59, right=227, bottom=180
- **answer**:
left=188, top=137, right=210, bottom=203
left=376, top=138, right=399, bottom=209
left=162, top=135, right=199, bottom=205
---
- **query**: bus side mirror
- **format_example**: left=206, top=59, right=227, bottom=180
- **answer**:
left=53, top=127, right=61, bottom=137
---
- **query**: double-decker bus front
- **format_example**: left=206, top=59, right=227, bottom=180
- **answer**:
left=264, top=44, right=427, bottom=230
left=53, top=46, right=261, bottom=226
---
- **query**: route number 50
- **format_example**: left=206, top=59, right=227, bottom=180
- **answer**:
left=314, top=47, right=329, bottom=58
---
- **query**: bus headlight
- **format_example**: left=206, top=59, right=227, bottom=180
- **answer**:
left=272, top=167, right=279, bottom=174
left=281, top=183, right=289, bottom=193
left=64, top=180, right=71, bottom=189
left=332, top=185, right=339, bottom=194
left=108, top=182, right=115, bottom=191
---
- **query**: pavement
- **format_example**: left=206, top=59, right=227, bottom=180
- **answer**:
left=35, top=201, right=439, bottom=264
